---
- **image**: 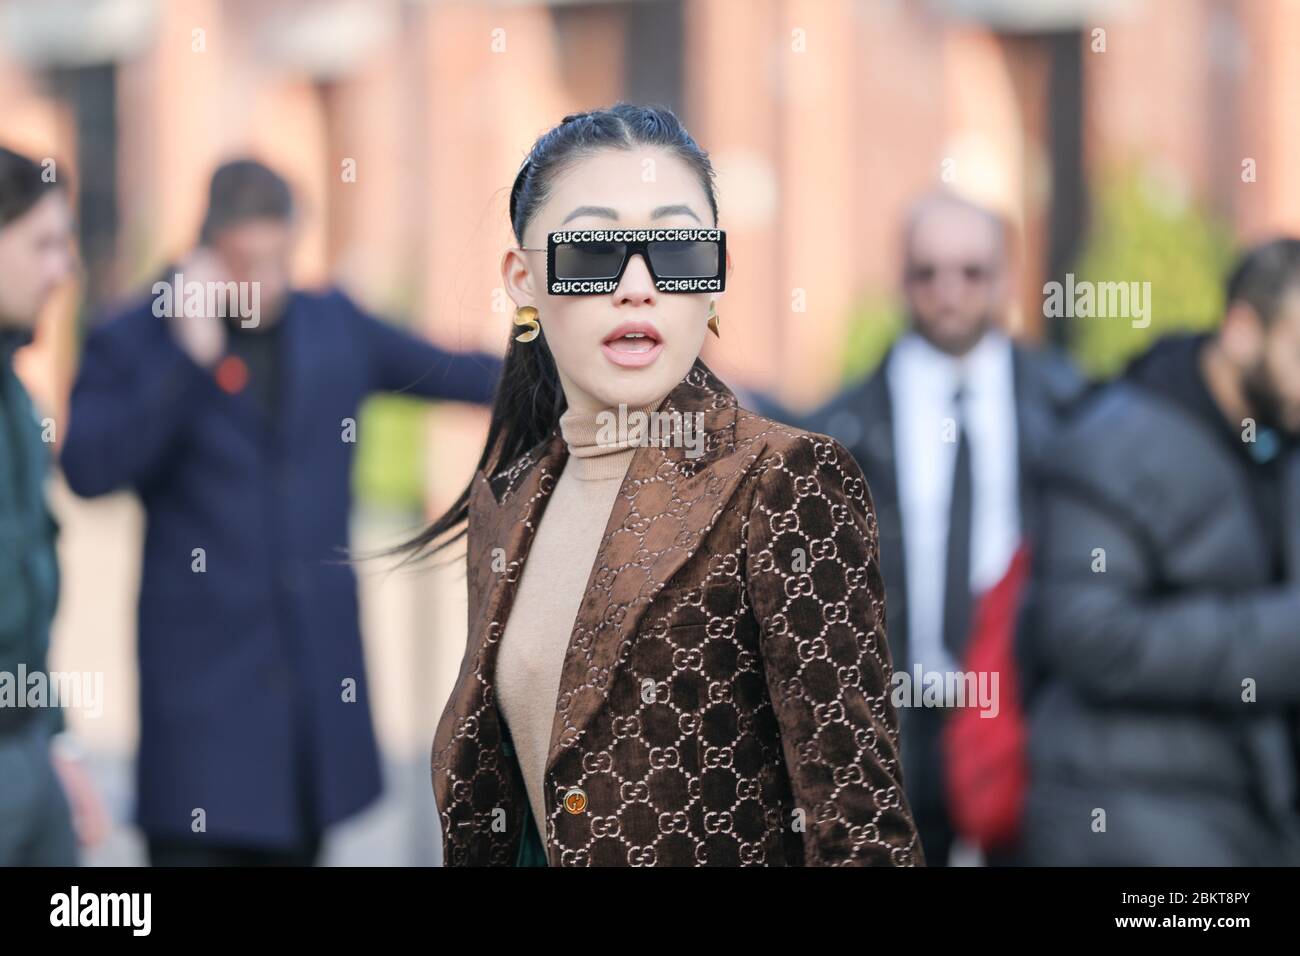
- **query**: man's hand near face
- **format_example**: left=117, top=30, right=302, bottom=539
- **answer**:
left=166, top=246, right=229, bottom=368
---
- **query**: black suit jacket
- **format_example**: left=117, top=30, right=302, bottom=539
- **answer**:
left=803, top=338, right=1086, bottom=673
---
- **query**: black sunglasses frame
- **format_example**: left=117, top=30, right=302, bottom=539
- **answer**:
left=524, top=228, right=726, bottom=296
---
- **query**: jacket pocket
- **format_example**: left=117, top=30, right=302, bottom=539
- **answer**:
left=652, top=579, right=744, bottom=631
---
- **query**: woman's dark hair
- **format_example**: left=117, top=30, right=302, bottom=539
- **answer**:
left=394, top=102, right=719, bottom=564
left=0, top=146, right=63, bottom=229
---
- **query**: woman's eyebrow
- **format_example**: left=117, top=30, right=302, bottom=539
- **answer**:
left=561, top=205, right=619, bottom=223
left=651, top=204, right=701, bottom=222
left=559, top=203, right=703, bottom=224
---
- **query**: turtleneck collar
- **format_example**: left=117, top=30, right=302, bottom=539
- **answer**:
left=559, top=398, right=666, bottom=481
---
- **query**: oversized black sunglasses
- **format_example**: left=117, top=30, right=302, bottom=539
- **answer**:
left=520, top=228, right=726, bottom=295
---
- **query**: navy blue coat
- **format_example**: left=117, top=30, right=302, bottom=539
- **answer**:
left=61, top=289, right=501, bottom=848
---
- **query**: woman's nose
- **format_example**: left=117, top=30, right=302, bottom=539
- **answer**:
left=616, top=253, right=657, bottom=303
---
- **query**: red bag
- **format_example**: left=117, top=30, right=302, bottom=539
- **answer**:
left=942, top=542, right=1031, bottom=852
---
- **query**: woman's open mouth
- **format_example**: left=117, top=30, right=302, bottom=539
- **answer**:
left=601, top=321, right=664, bottom=368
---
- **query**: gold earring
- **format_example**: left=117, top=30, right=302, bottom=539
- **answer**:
left=513, top=305, right=540, bottom=342
left=707, top=301, right=721, bottom=339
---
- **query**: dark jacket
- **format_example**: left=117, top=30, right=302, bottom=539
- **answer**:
left=800, top=335, right=1086, bottom=822
left=61, top=289, right=502, bottom=847
left=1019, top=335, right=1300, bottom=865
left=801, top=338, right=1084, bottom=672
left=432, top=358, right=923, bottom=866
left=0, top=331, right=62, bottom=736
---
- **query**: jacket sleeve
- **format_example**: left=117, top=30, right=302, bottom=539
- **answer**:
left=745, top=433, right=923, bottom=866
left=61, top=313, right=212, bottom=497
left=341, top=294, right=501, bottom=405
left=1025, top=479, right=1300, bottom=709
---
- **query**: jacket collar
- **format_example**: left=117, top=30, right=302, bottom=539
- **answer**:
left=462, top=356, right=762, bottom=776
left=479, top=355, right=741, bottom=504
left=0, top=327, right=33, bottom=368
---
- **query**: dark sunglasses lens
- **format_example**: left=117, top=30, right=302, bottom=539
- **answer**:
left=647, top=240, right=718, bottom=278
left=554, top=240, right=627, bottom=280
left=909, top=262, right=990, bottom=284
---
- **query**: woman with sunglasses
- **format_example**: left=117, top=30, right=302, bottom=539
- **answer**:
left=412, top=103, right=922, bottom=867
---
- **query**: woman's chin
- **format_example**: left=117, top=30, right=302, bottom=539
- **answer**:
left=571, top=350, right=698, bottom=412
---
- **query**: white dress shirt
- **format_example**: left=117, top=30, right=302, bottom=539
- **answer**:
left=887, top=329, right=1021, bottom=676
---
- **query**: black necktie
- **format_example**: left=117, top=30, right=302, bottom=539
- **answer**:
left=943, top=383, right=973, bottom=660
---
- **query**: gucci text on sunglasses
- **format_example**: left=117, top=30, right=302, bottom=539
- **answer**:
left=543, top=228, right=726, bottom=295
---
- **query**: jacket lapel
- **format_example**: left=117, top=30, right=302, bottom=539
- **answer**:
left=266, top=296, right=307, bottom=447
left=858, top=348, right=907, bottom=670
left=433, top=430, right=567, bottom=863
left=1011, top=344, right=1057, bottom=535
left=544, top=359, right=760, bottom=771
left=459, top=428, right=569, bottom=747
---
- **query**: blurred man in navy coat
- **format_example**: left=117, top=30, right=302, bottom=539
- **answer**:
left=61, top=160, right=502, bottom=865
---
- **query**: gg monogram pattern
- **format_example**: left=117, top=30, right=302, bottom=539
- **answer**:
left=431, top=358, right=923, bottom=866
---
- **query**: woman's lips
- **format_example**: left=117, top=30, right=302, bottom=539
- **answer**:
left=601, top=328, right=664, bottom=368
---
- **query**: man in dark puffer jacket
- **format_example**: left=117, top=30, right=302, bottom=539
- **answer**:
left=1020, top=238, right=1300, bottom=865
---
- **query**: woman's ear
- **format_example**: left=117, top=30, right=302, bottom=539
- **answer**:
left=501, top=246, right=539, bottom=308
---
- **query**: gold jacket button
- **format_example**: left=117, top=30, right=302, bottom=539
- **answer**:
left=562, top=787, right=587, bottom=814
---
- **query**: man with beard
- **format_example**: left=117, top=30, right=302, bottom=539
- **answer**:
left=1020, top=238, right=1300, bottom=865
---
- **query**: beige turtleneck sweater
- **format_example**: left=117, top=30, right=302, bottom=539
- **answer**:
left=495, top=401, right=660, bottom=846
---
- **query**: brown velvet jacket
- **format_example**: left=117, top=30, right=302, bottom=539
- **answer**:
left=432, top=358, right=923, bottom=866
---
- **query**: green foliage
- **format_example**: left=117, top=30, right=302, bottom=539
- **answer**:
left=1069, top=164, right=1235, bottom=377
left=352, top=394, right=426, bottom=511
left=837, top=292, right=904, bottom=386
left=345, top=290, right=430, bottom=513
